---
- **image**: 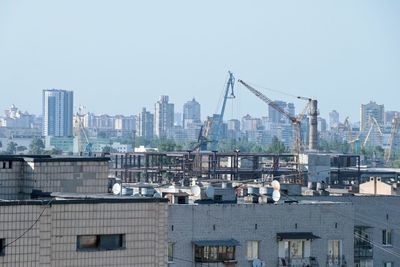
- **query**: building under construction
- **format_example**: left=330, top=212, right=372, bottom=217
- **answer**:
left=110, top=151, right=304, bottom=185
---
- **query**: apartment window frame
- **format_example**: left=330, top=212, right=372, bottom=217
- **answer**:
left=168, top=242, right=174, bottom=262
left=194, top=245, right=235, bottom=263
left=0, top=238, right=5, bottom=256
left=247, top=240, right=260, bottom=260
left=284, top=240, right=305, bottom=259
left=382, top=229, right=392, bottom=246
left=77, top=234, right=125, bottom=251
left=328, top=239, right=342, bottom=266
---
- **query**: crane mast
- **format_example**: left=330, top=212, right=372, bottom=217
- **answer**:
left=384, top=117, right=399, bottom=164
left=208, top=72, right=235, bottom=151
left=362, top=116, right=383, bottom=149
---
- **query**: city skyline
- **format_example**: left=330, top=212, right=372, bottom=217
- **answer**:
left=1, top=1, right=399, bottom=121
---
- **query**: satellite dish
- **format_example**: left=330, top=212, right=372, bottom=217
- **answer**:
left=153, top=192, right=162, bottom=198
left=252, top=258, right=262, bottom=267
left=271, top=180, right=280, bottom=190
left=191, top=185, right=201, bottom=197
left=272, top=190, right=281, bottom=202
left=132, top=192, right=141, bottom=198
left=206, top=186, right=215, bottom=198
left=112, top=183, right=121, bottom=195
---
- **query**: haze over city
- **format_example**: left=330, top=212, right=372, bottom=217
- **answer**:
left=1, top=0, right=399, bottom=120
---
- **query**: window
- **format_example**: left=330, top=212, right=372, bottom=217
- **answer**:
left=0, top=239, right=5, bottom=256
left=384, top=262, right=393, bottom=267
left=194, top=245, right=235, bottom=263
left=168, top=242, right=174, bottom=262
left=328, top=240, right=342, bottom=265
left=247, top=241, right=259, bottom=260
left=77, top=234, right=125, bottom=251
left=284, top=240, right=304, bottom=259
left=383, top=229, right=392, bottom=245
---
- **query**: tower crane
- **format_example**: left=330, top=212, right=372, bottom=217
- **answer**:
left=238, top=79, right=311, bottom=155
left=195, top=72, right=235, bottom=151
left=384, top=117, right=399, bottom=163
left=341, top=117, right=360, bottom=153
left=362, top=116, right=383, bottom=150
left=74, top=106, right=93, bottom=156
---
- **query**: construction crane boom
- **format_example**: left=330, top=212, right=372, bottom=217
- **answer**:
left=238, top=79, right=311, bottom=154
left=384, top=117, right=399, bottom=163
left=363, top=116, right=383, bottom=149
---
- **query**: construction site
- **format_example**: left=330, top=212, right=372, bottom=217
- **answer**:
left=103, top=72, right=400, bottom=193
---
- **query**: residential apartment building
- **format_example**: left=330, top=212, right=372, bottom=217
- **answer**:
left=183, top=98, right=201, bottom=129
left=137, top=108, right=154, bottom=142
left=168, top=201, right=354, bottom=267
left=42, top=89, right=74, bottom=137
left=154, top=96, right=174, bottom=139
left=0, top=155, right=109, bottom=200
left=360, top=101, right=384, bottom=132
left=0, top=197, right=168, bottom=267
left=329, top=110, right=340, bottom=129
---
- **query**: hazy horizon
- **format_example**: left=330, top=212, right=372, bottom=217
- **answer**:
left=1, top=0, right=399, bottom=123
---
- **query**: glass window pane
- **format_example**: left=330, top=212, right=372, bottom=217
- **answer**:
left=77, top=235, right=98, bottom=249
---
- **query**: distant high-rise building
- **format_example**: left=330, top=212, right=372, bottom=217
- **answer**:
left=174, top=112, right=182, bottom=127
left=384, top=111, right=399, bottom=127
left=227, top=119, right=240, bottom=132
left=137, top=108, right=154, bottom=141
left=287, top=103, right=295, bottom=117
left=42, top=89, right=73, bottom=137
left=269, top=101, right=287, bottom=124
left=183, top=98, right=201, bottom=129
left=318, top=117, right=327, bottom=132
left=241, top=115, right=262, bottom=132
left=329, top=110, right=339, bottom=129
left=360, top=101, right=384, bottom=132
left=154, top=96, right=174, bottom=138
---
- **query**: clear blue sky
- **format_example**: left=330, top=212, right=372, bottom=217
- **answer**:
left=0, top=0, right=399, bottom=123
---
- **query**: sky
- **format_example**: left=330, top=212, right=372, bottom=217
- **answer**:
left=0, top=0, right=399, bottom=123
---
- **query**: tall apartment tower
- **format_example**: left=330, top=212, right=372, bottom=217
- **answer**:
left=329, top=110, right=340, bottom=129
left=42, top=89, right=73, bottom=137
left=183, top=98, right=201, bottom=128
left=137, top=108, right=154, bottom=141
left=154, top=95, right=174, bottom=138
left=360, top=101, right=384, bottom=132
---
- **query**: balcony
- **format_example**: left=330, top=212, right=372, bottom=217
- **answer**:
left=278, top=257, right=319, bottom=267
left=326, top=255, right=347, bottom=267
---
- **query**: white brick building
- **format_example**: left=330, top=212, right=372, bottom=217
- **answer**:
left=168, top=202, right=354, bottom=267
left=0, top=197, right=168, bottom=267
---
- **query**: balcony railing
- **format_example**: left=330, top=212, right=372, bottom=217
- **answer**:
left=326, top=255, right=347, bottom=267
left=278, top=257, right=319, bottom=267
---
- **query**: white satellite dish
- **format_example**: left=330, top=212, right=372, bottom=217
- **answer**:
left=252, top=258, right=262, bottom=267
left=272, top=190, right=281, bottom=202
left=112, top=183, right=121, bottom=195
left=271, top=180, right=280, bottom=190
left=191, top=185, right=201, bottom=197
left=206, top=186, right=215, bottom=198
left=153, top=192, right=162, bottom=198
left=132, top=192, right=141, bottom=198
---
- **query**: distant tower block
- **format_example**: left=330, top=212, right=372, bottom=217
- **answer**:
left=309, top=99, right=318, bottom=150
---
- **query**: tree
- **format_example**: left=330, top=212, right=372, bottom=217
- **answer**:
left=30, top=138, right=45, bottom=154
left=158, top=139, right=177, bottom=152
left=6, top=142, right=18, bottom=154
left=267, top=136, right=287, bottom=154
left=16, top=146, right=28, bottom=152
